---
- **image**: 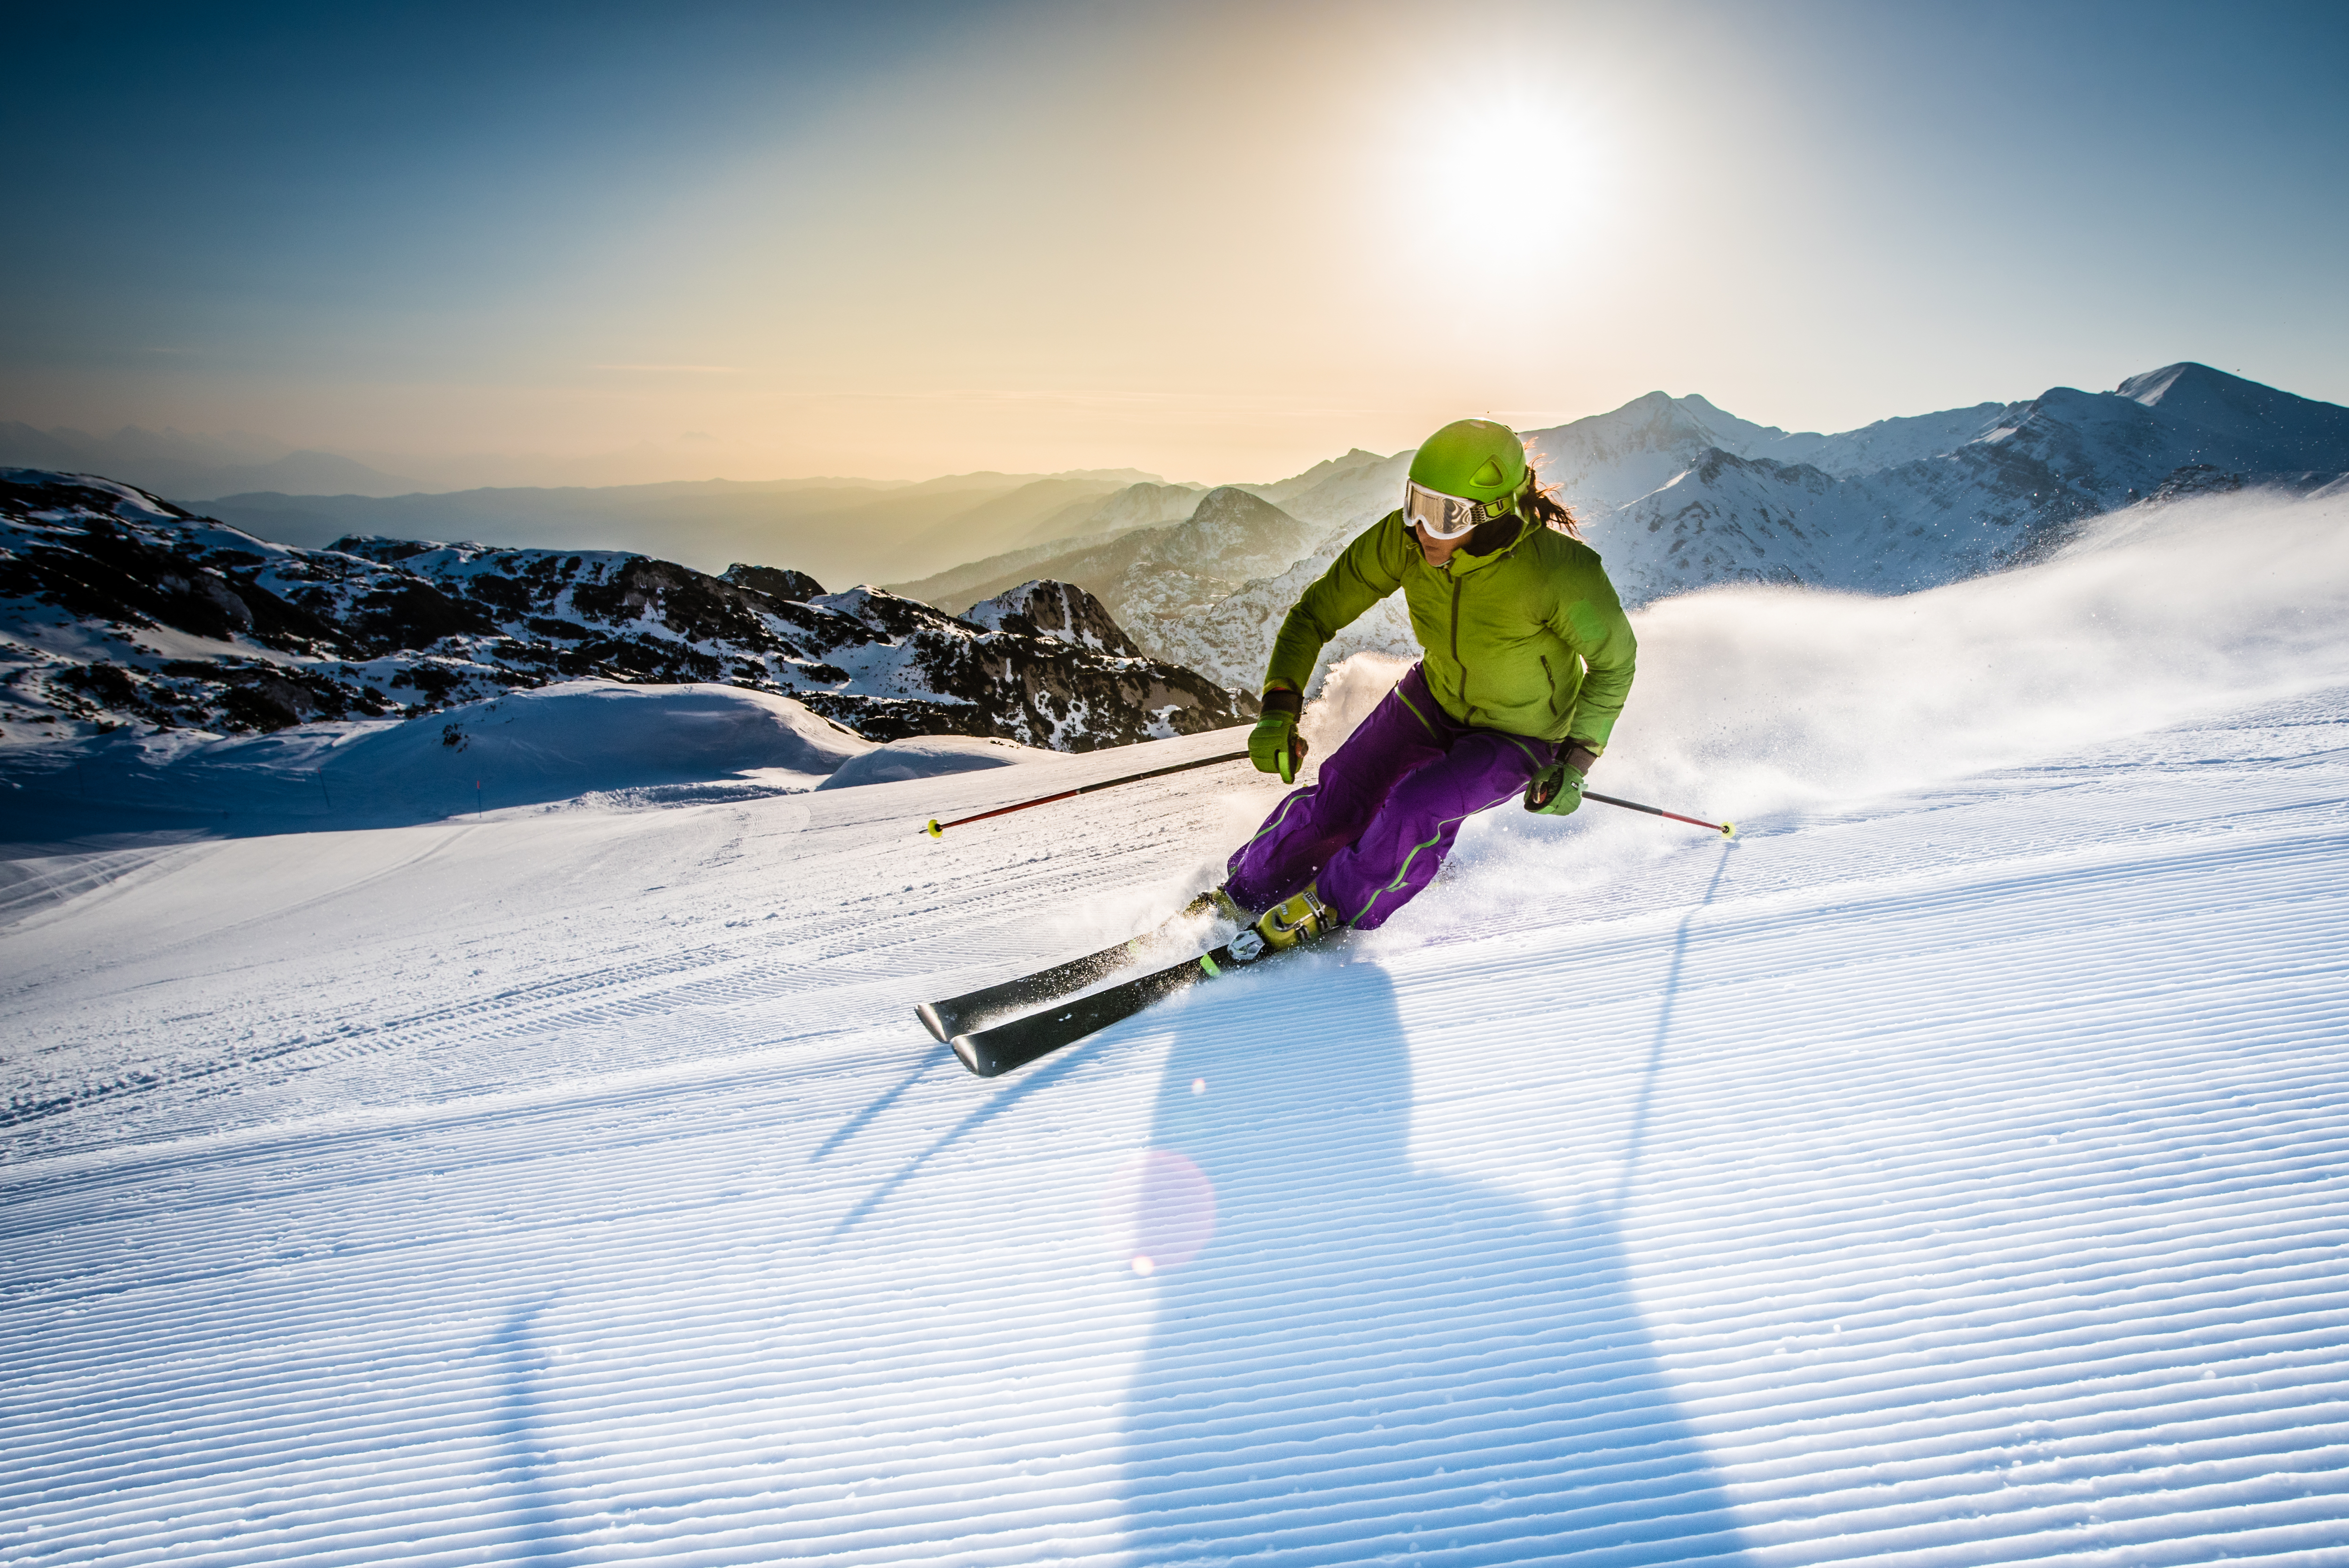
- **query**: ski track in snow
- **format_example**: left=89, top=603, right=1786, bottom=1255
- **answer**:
left=6, top=691, right=2349, bottom=1561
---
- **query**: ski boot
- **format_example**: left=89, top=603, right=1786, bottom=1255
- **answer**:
left=1229, top=883, right=1337, bottom=963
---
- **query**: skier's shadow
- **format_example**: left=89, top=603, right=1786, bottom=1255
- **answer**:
left=488, top=1292, right=574, bottom=1565
left=1118, top=959, right=1755, bottom=1565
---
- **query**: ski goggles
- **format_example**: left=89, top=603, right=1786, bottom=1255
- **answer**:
left=1403, top=479, right=1511, bottom=540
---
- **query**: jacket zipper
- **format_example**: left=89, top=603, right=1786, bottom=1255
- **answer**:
left=1540, top=652, right=1559, bottom=714
left=1448, top=569, right=1466, bottom=715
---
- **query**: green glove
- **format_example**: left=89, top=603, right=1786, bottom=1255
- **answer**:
left=1523, top=760, right=1586, bottom=815
left=1249, top=711, right=1304, bottom=784
left=1249, top=683, right=1307, bottom=783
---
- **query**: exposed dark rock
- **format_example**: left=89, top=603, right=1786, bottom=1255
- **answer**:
left=2150, top=464, right=2245, bottom=502
left=964, top=579, right=1143, bottom=657
left=2, top=469, right=1253, bottom=748
left=723, top=563, right=827, bottom=601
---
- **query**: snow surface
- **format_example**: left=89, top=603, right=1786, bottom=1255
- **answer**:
left=816, top=735, right=1061, bottom=792
left=5, top=491, right=2348, bottom=1564
left=0, top=681, right=877, bottom=856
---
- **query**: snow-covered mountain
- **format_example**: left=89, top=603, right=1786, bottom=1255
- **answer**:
left=0, top=471, right=1251, bottom=753
left=988, top=363, right=2349, bottom=687
left=963, top=579, right=1143, bottom=657
left=1577, top=362, right=2349, bottom=608
left=891, top=485, right=1326, bottom=641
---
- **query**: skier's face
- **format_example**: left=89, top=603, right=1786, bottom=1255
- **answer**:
left=1414, top=520, right=1464, bottom=568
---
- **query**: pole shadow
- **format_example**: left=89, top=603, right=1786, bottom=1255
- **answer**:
left=811, top=1048, right=954, bottom=1162
left=1618, top=843, right=1734, bottom=1211
left=824, top=1039, right=1104, bottom=1242
left=1116, top=953, right=1755, bottom=1565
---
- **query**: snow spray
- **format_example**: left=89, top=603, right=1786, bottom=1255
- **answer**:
left=1605, top=485, right=2349, bottom=821
left=1308, top=486, right=2349, bottom=927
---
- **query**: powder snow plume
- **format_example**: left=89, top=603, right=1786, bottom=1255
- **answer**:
left=1309, top=486, right=2349, bottom=939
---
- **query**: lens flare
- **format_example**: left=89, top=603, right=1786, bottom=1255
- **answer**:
left=1102, top=1149, right=1217, bottom=1273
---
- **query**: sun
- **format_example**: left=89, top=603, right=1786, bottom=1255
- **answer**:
left=1401, top=94, right=1604, bottom=239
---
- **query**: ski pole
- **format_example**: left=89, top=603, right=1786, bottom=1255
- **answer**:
left=924, top=749, right=1250, bottom=837
left=1585, top=789, right=1736, bottom=838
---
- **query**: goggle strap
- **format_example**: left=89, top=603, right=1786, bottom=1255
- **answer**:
left=1465, top=474, right=1535, bottom=522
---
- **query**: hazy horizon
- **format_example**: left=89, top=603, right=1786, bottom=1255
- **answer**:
left=7, top=0, right=2346, bottom=485
left=15, top=355, right=2339, bottom=505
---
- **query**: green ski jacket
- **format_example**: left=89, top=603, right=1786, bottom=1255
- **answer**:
left=1264, top=512, right=1638, bottom=751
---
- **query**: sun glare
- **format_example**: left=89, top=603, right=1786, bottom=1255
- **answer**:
left=1389, top=92, right=1606, bottom=267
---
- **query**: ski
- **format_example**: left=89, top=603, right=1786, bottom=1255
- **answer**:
left=948, top=931, right=1290, bottom=1078
left=916, top=891, right=1229, bottom=1043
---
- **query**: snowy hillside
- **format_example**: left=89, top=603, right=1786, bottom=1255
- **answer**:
left=891, top=486, right=1327, bottom=652
left=0, top=681, right=941, bottom=859
left=0, top=470, right=1252, bottom=752
left=905, top=365, right=2349, bottom=689
left=5, top=486, right=2347, bottom=1563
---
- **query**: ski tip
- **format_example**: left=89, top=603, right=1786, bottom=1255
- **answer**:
left=923, top=819, right=943, bottom=838
left=916, top=1001, right=951, bottom=1044
left=950, top=1034, right=1001, bottom=1078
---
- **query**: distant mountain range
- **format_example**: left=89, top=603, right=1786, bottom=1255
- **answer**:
left=0, top=422, right=417, bottom=500
left=0, top=424, right=1206, bottom=587
left=189, top=469, right=1185, bottom=589
left=0, top=472, right=1250, bottom=751
left=890, top=363, right=2349, bottom=686
left=8, top=363, right=2342, bottom=755
left=0, top=424, right=1009, bottom=501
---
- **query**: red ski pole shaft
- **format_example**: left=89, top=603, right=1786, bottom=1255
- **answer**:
left=1583, top=789, right=1737, bottom=838
left=924, top=749, right=1251, bottom=837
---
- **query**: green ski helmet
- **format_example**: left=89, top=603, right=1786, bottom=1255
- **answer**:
left=1406, top=419, right=1532, bottom=529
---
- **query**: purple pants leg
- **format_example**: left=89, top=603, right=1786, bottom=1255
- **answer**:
left=1225, top=665, right=1557, bottom=931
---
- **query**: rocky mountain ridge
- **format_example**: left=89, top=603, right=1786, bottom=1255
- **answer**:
left=0, top=471, right=1250, bottom=750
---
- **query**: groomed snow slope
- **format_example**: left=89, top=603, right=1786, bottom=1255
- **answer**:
left=4, top=492, right=2348, bottom=1566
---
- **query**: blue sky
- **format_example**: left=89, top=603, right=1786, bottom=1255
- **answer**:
left=6, top=0, right=2345, bottom=482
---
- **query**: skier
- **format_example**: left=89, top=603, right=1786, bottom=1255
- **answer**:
left=1224, top=418, right=1637, bottom=948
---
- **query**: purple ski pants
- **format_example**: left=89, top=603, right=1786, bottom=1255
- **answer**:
left=1225, top=664, right=1559, bottom=931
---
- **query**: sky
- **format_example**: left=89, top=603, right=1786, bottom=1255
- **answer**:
left=6, top=0, right=2347, bottom=487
